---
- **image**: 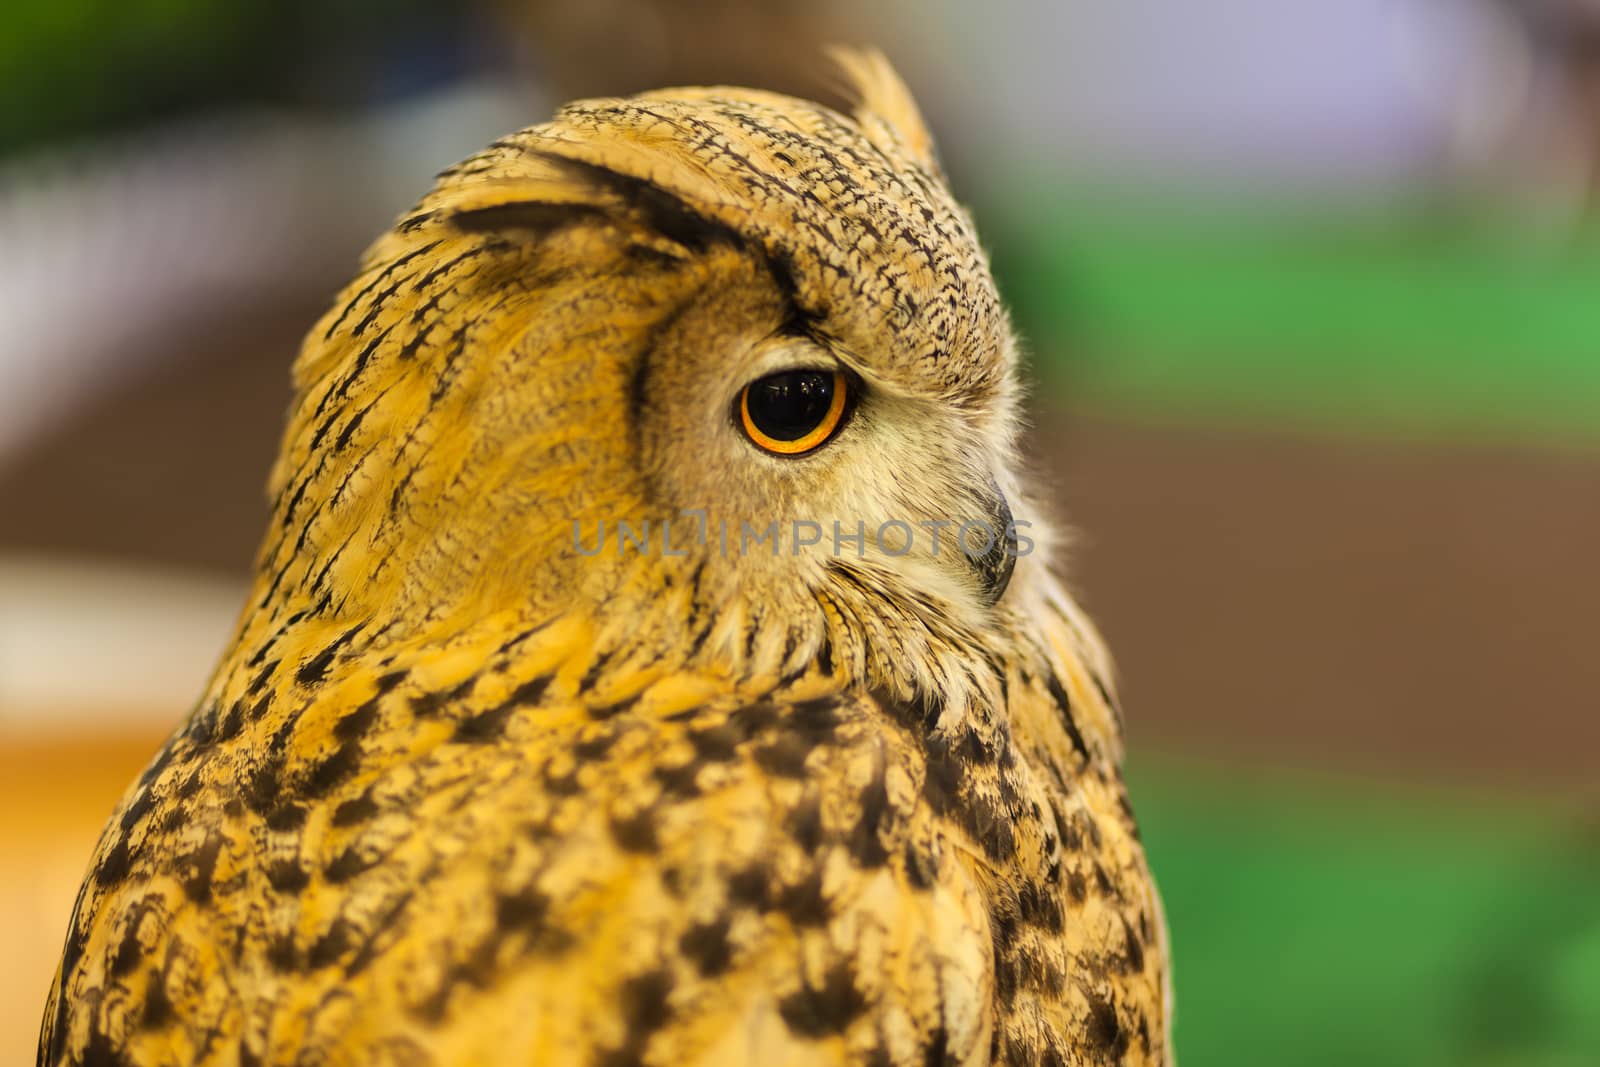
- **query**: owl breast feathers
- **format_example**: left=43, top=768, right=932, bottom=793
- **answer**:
left=42, top=50, right=1171, bottom=1067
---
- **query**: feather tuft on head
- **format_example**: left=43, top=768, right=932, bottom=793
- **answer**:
left=827, top=47, right=942, bottom=176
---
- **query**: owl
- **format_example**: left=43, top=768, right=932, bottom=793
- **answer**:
left=40, top=50, right=1171, bottom=1067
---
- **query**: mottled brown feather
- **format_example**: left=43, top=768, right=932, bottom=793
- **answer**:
left=41, top=50, right=1170, bottom=1067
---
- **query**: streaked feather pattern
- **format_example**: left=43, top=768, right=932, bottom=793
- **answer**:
left=42, top=51, right=1170, bottom=1067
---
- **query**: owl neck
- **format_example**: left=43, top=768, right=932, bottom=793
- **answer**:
left=214, top=521, right=1123, bottom=785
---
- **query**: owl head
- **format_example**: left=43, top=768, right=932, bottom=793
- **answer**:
left=261, top=51, right=1065, bottom=709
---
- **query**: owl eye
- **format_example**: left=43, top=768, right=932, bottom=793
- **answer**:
left=737, top=368, right=849, bottom=456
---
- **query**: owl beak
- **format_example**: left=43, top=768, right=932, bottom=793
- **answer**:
left=970, top=480, right=1017, bottom=607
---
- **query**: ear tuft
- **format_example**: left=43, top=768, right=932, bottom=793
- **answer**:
left=827, top=47, right=942, bottom=175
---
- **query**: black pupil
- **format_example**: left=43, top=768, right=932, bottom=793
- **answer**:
left=747, top=370, right=834, bottom=441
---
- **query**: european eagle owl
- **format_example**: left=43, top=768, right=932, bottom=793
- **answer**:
left=42, top=50, right=1171, bottom=1067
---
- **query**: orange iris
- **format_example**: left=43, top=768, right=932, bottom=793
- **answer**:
left=738, top=369, right=848, bottom=456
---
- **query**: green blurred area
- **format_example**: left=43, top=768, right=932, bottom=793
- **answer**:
left=987, top=189, right=1600, bottom=448
left=2, top=0, right=260, bottom=151
left=1133, top=762, right=1600, bottom=1066
left=0, top=0, right=448, bottom=154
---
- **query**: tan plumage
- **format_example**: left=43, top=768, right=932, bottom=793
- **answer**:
left=41, top=52, right=1171, bottom=1066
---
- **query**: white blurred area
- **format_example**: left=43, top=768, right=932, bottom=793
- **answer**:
left=880, top=0, right=1593, bottom=209
left=0, top=557, right=244, bottom=730
left=0, top=78, right=542, bottom=462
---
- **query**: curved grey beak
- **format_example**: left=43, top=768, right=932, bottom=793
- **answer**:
left=968, top=480, right=1017, bottom=606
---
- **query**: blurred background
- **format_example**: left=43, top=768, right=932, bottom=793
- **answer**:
left=1, top=0, right=1597, bottom=1062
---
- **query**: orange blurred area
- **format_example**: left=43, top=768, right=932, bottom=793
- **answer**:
left=0, top=731, right=165, bottom=1063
